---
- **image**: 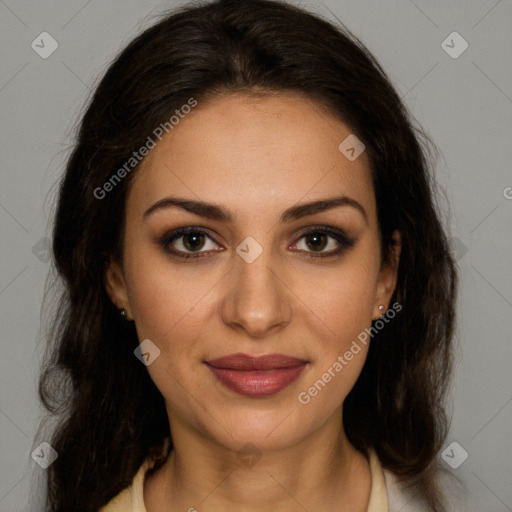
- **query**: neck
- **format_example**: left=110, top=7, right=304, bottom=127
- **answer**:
left=144, top=411, right=371, bottom=512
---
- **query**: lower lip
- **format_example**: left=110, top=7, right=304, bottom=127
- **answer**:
left=205, top=363, right=307, bottom=397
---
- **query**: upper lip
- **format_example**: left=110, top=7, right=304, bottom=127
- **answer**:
left=205, top=353, right=308, bottom=371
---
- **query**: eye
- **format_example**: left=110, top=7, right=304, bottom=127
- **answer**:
left=291, top=226, right=355, bottom=258
left=159, top=227, right=222, bottom=260
left=158, top=225, right=356, bottom=261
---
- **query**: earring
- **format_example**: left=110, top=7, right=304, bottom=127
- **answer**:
left=120, top=308, right=127, bottom=319
left=378, top=305, right=385, bottom=317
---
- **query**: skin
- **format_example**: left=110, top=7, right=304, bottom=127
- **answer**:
left=105, top=93, right=401, bottom=512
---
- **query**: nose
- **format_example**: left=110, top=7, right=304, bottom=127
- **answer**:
left=221, top=245, right=292, bottom=339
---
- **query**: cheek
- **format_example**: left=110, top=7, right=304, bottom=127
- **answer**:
left=293, top=245, right=379, bottom=405
left=122, top=242, right=226, bottom=408
left=123, top=238, right=217, bottom=342
left=124, top=251, right=212, bottom=406
left=299, top=247, right=379, bottom=347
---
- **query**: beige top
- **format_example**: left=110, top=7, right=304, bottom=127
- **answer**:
left=100, top=440, right=390, bottom=512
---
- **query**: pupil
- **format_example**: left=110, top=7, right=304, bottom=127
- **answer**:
left=306, top=233, right=327, bottom=251
left=184, top=233, right=204, bottom=251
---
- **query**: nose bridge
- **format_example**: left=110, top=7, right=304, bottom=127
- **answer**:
left=222, top=237, right=291, bottom=337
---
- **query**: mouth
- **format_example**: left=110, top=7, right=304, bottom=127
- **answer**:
left=204, top=353, right=308, bottom=397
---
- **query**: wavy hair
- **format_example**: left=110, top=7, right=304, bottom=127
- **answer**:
left=38, top=0, right=457, bottom=510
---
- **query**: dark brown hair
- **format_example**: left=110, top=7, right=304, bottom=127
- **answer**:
left=38, top=0, right=457, bottom=510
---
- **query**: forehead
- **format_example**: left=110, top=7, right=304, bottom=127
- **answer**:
left=127, top=93, right=376, bottom=225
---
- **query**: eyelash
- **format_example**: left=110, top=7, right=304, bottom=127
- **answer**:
left=158, top=225, right=356, bottom=261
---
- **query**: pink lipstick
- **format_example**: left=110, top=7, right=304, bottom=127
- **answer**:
left=205, top=353, right=308, bottom=397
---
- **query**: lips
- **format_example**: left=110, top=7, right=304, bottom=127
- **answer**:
left=205, top=353, right=308, bottom=397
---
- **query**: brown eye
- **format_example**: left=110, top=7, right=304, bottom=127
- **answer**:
left=181, top=232, right=206, bottom=251
left=304, top=232, right=329, bottom=252
left=159, top=227, right=222, bottom=259
left=292, top=227, right=356, bottom=258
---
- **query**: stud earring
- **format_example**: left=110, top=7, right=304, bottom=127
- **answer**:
left=120, top=308, right=127, bottom=319
left=378, top=305, right=385, bottom=312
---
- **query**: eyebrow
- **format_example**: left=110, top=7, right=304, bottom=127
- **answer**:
left=143, top=195, right=368, bottom=224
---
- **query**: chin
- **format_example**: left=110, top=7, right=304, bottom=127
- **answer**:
left=201, top=406, right=313, bottom=453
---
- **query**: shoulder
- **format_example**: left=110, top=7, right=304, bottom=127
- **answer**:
left=99, top=438, right=171, bottom=512
left=99, top=486, right=136, bottom=512
left=98, top=457, right=151, bottom=512
left=383, top=466, right=471, bottom=512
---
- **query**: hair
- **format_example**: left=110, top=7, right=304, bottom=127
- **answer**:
left=37, top=0, right=457, bottom=510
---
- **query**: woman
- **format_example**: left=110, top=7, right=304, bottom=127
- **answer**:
left=37, top=0, right=464, bottom=510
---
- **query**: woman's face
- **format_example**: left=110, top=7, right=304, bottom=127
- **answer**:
left=106, top=93, right=399, bottom=452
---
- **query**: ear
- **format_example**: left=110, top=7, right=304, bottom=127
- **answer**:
left=104, top=255, right=133, bottom=320
left=372, top=229, right=401, bottom=320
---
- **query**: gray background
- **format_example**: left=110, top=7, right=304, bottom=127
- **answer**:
left=0, top=0, right=511, bottom=510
